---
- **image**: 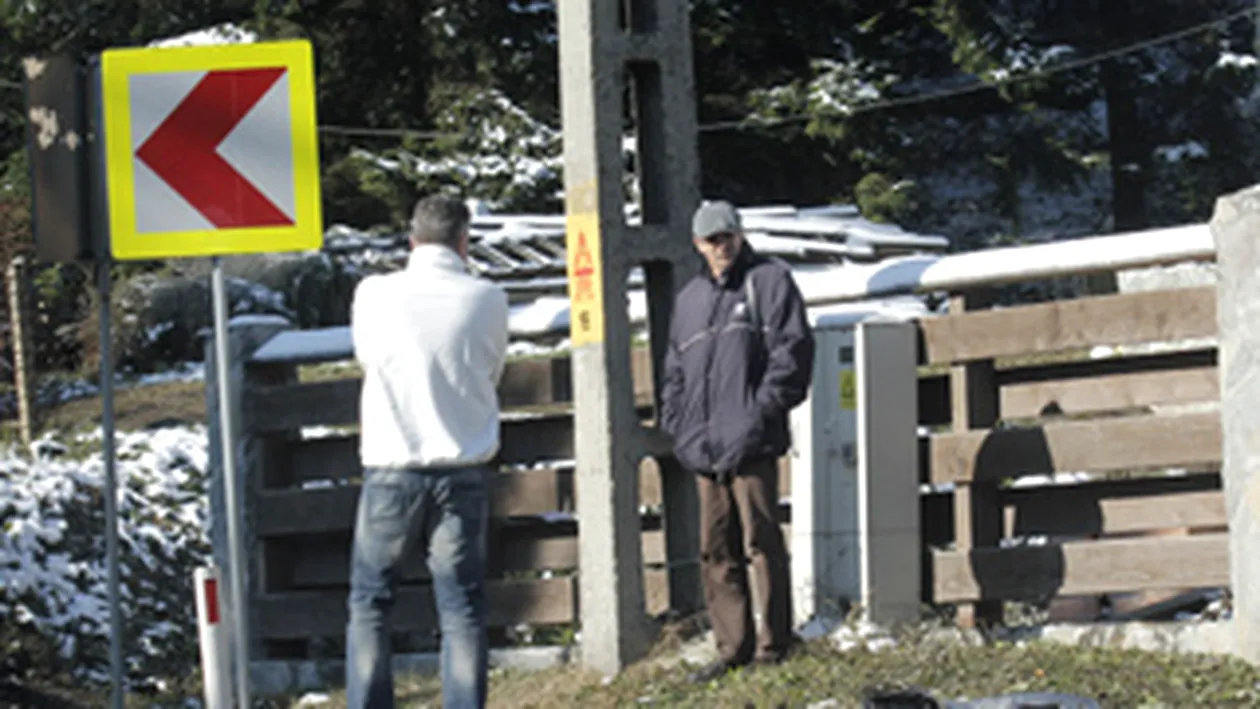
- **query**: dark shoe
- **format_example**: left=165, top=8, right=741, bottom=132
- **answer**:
left=751, top=652, right=787, bottom=667
left=861, top=687, right=941, bottom=709
left=686, top=659, right=742, bottom=683
left=753, top=634, right=805, bottom=666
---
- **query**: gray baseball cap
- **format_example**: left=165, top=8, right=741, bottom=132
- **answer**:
left=692, top=200, right=742, bottom=239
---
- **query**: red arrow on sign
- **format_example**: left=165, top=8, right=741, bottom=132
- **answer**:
left=136, top=67, right=293, bottom=229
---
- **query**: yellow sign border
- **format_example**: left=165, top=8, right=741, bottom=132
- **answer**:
left=100, top=40, right=322, bottom=260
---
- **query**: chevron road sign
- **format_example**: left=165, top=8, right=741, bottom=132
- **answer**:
left=99, top=40, right=322, bottom=259
left=93, top=39, right=325, bottom=709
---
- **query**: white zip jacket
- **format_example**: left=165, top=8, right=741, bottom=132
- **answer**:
left=351, top=244, right=509, bottom=469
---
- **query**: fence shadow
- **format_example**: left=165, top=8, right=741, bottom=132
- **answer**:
left=969, top=423, right=1102, bottom=610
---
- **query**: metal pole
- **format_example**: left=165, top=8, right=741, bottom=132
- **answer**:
left=97, top=259, right=124, bottom=709
left=211, top=257, right=250, bottom=707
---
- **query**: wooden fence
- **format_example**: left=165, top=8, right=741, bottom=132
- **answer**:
left=215, top=275, right=1229, bottom=661
left=218, top=335, right=789, bottom=660
left=915, top=283, right=1227, bottom=625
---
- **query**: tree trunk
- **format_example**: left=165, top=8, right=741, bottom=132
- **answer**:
left=1097, top=0, right=1148, bottom=232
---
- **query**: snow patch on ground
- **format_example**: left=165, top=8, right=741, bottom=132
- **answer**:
left=1, top=426, right=211, bottom=685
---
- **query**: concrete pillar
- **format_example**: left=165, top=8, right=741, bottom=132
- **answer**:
left=1210, top=185, right=1260, bottom=664
left=558, top=0, right=701, bottom=674
left=854, top=320, right=920, bottom=626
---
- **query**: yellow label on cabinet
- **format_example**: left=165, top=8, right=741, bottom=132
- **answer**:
left=840, top=369, right=857, bottom=410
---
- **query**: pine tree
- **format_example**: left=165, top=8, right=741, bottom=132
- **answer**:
left=927, top=0, right=1257, bottom=231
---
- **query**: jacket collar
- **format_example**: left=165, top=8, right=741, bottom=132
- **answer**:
left=701, top=242, right=758, bottom=288
left=407, top=244, right=468, bottom=274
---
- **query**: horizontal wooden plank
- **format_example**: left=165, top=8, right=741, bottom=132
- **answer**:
left=284, top=530, right=570, bottom=589
left=928, top=411, right=1221, bottom=485
left=245, top=378, right=359, bottom=433
left=932, top=533, right=1230, bottom=603
left=255, top=577, right=576, bottom=640
left=284, top=435, right=362, bottom=485
left=258, top=461, right=791, bottom=537
left=245, top=362, right=571, bottom=433
left=278, top=516, right=793, bottom=590
left=244, top=348, right=656, bottom=433
left=511, top=412, right=588, bottom=464
left=1002, top=475, right=1223, bottom=537
left=917, top=350, right=1217, bottom=428
left=258, top=563, right=695, bottom=637
left=997, top=348, right=1216, bottom=384
left=1000, top=366, right=1218, bottom=420
left=256, top=468, right=579, bottom=537
left=279, top=527, right=661, bottom=589
left=259, top=459, right=726, bottom=538
left=918, top=286, right=1216, bottom=365
left=276, top=413, right=584, bottom=485
left=498, top=356, right=572, bottom=409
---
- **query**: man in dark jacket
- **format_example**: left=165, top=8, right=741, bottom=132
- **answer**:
left=661, top=200, right=816, bottom=683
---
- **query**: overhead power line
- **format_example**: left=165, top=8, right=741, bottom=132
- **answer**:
left=3, top=5, right=1256, bottom=140
left=318, top=124, right=448, bottom=140
left=701, top=4, right=1260, bottom=132
left=314, top=6, right=1260, bottom=140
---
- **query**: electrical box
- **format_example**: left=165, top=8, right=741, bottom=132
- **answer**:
left=789, top=303, right=920, bottom=627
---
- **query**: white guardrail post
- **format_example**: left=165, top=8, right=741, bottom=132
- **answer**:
left=194, top=566, right=233, bottom=709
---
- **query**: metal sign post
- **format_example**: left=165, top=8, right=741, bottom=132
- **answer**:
left=210, top=256, right=250, bottom=706
left=97, top=260, right=124, bottom=709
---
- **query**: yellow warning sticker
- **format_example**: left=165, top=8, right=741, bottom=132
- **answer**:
left=566, top=211, right=604, bottom=346
left=840, top=369, right=857, bottom=410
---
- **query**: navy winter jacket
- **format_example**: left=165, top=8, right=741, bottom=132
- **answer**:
left=660, top=245, right=815, bottom=476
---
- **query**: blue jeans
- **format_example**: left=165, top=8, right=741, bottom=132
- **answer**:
left=345, top=465, right=490, bottom=709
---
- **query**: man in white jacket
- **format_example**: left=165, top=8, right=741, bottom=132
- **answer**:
left=345, top=195, right=509, bottom=709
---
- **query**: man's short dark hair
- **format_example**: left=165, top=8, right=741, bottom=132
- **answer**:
left=410, top=194, right=470, bottom=249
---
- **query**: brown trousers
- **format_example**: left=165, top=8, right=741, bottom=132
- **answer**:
left=696, top=455, right=792, bottom=665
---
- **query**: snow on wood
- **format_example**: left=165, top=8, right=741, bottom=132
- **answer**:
left=806, top=223, right=1214, bottom=305
left=250, top=326, right=352, bottom=365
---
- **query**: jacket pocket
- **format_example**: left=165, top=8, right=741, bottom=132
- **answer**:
left=709, top=398, right=763, bottom=473
left=669, top=424, right=709, bottom=473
